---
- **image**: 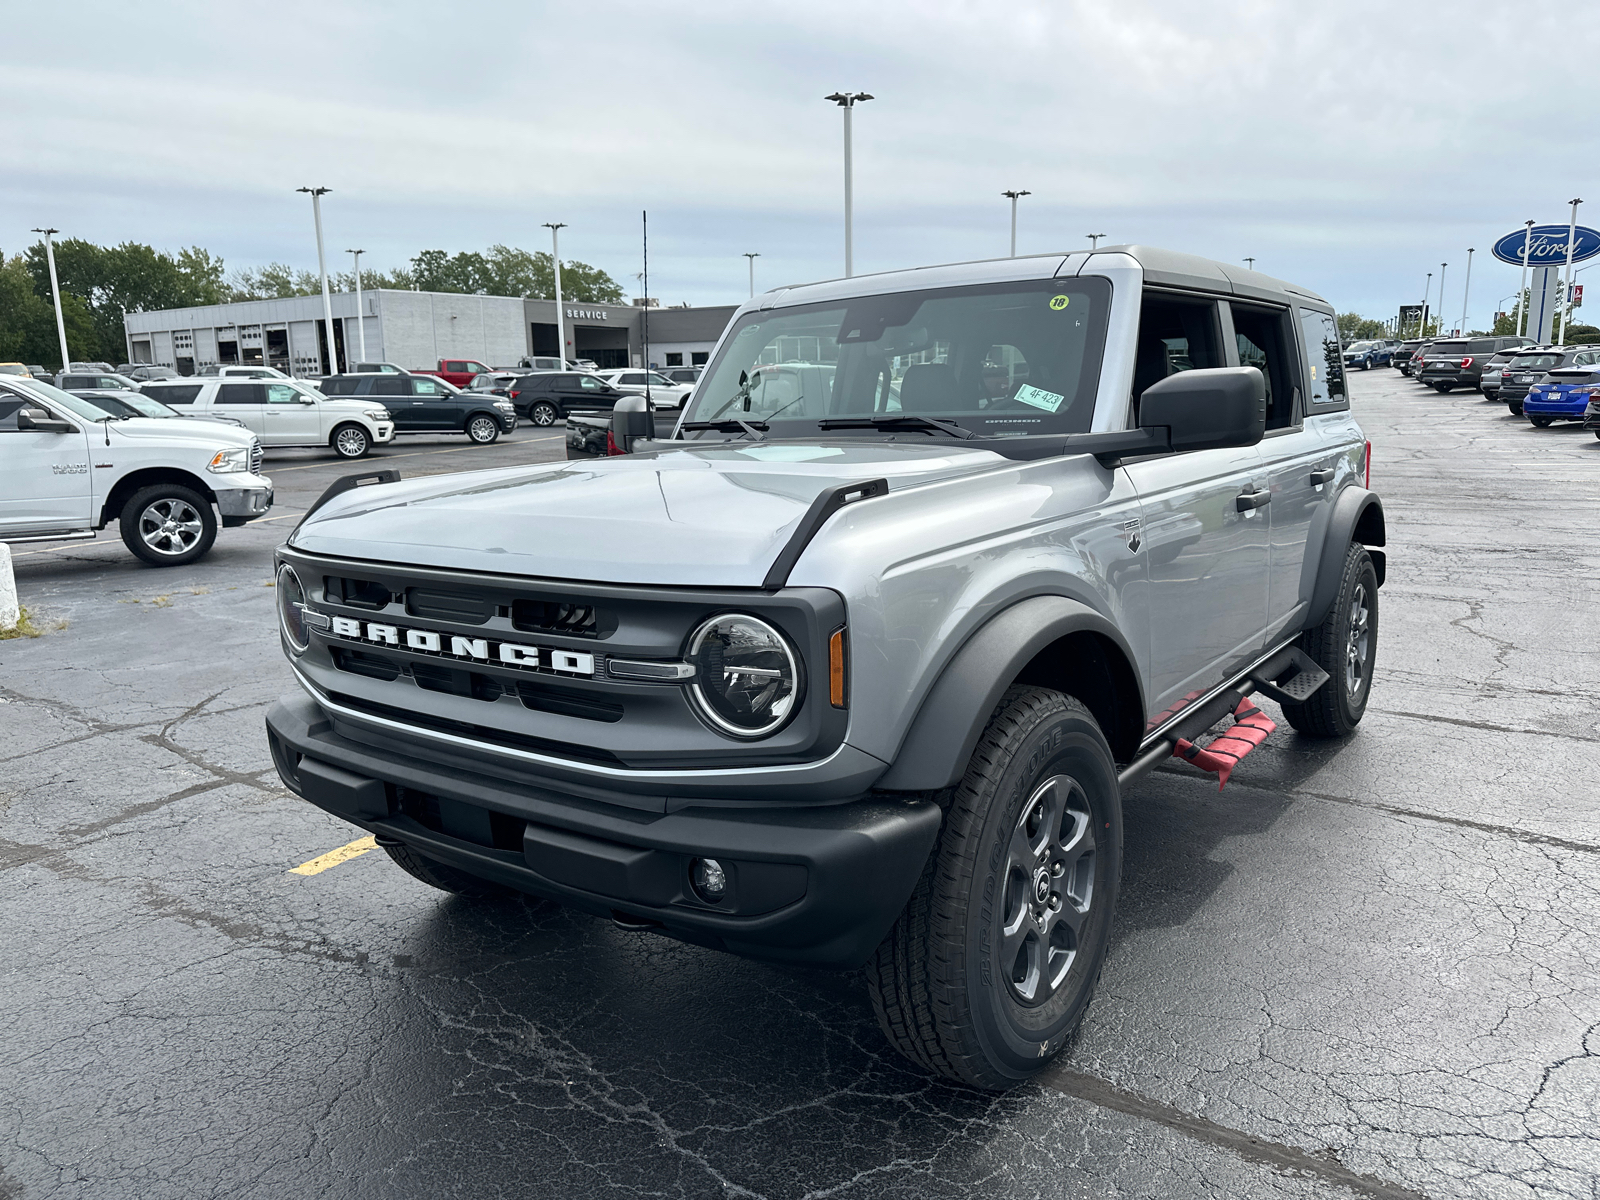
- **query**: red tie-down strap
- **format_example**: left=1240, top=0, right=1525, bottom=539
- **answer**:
left=1172, top=698, right=1277, bottom=789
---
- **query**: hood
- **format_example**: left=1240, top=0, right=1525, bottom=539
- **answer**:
left=290, top=440, right=1008, bottom=586
left=109, top=417, right=256, bottom=446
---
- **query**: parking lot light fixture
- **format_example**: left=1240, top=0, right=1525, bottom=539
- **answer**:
left=1562, top=199, right=1582, bottom=342
left=296, top=188, right=338, bottom=376
left=1515, top=220, right=1535, bottom=336
left=825, top=92, right=873, bottom=277
left=346, top=249, right=366, bottom=363
left=1422, top=272, right=1433, bottom=336
left=1087, top=233, right=1106, bottom=249
left=30, top=227, right=69, bottom=370
left=1001, top=190, right=1030, bottom=257
left=1244, top=256, right=1255, bottom=270
left=1460, top=248, right=1474, bottom=336
left=543, top=223, right=567, bottom=366
left=744, top=252, right=760, bottom=298
left=1438, top=263, right=1448, bottom=335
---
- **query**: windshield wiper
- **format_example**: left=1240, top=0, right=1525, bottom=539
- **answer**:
left=679, top=419, right=768, bottom=441
left=815, top=414, right=977, bottom=439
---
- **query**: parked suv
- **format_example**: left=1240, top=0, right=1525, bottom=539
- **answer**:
left=1416, top=336, right=1533, bottom=392
left=1523, top=363, right=1600, bottom=427
left=143, top=378, right=396, bottom=458
left=506, top=372, right=627, bottom=426
left=265, top=245, right=1385, bottom=1092
left=595, top=369, right=693, bottom=410
left=1342, top=340, right=1389, bottom=369
left=1477, top=349, right=1522, bottom=400
left=57, top=370, right=141, bottom=393
left=0, top=376, right=272, bottom=565
left=317, top=373, right=516, bottom=443
left=1498, top=347, right=1600, bottom=416
left=1391, top=339, right=1426, bottom=375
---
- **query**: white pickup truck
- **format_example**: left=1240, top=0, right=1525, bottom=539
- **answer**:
left=140, top=377, right=395, bottom=459
left=0, top=377, right=273, bottom=566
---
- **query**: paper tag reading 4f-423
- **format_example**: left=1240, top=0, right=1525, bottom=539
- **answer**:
left=1013, top=384, right=1067, bottom=413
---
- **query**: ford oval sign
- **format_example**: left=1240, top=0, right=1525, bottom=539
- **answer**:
left=1492, top=224, right=1600, bottom=267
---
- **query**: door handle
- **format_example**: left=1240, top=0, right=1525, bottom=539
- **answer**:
left=1309, top=468, right=1335, bottom=487
left=1236, top=487, right=1272, bottom=512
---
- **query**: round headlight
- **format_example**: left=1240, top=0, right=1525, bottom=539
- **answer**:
left=686, top=614, right=802, bottom=738
left=277, top=564, right=310, bottom=654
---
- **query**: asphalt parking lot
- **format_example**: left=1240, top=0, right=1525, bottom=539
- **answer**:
left=3, top=383, right=1598, bottom=1200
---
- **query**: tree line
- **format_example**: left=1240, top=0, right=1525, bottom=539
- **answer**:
left=0, top=239, right=625, bottom=370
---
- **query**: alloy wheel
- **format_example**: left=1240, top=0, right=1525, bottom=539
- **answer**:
left=335, top=427, right=367, bottom=457
left=531, top=403, right=558, bottom=427
left=469, top=416, right=498, bottom=442
left=1345, top=582, right=1371, bottom=697
left=1000, top=774, right=1096, bottom=1006
left=138, top=498, right=204, bottom=557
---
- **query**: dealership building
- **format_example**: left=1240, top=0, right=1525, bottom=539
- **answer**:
left=122, top=291, right=739, bottom=377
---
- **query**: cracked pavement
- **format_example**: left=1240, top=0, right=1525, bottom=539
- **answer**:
left=2, top=385, right=1598, bottom=1199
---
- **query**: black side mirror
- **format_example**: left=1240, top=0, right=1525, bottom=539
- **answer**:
left=1138, top=367, right=1265, bottom=452
left=17, top=408, right=73, bottom=434
left=610, top=394, right=655, bottom=453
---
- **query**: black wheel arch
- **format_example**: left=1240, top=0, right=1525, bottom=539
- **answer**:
left=876, top=596, right=1146, bottom=791
left=97, top=467, right=216, bottom=529
left=1306, top=486, right=1385, bottom=629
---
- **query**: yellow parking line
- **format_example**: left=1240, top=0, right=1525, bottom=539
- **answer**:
left=289, top=835, right=378, bottom=875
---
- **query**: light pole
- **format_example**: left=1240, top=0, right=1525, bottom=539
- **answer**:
left=1086, top=233, right=1106, bottom=249
left=824, top=92, right=873, bottom=277
left=30, top=228, right=70, bottom=370
left=1514, top=219, right=1535, bottom=336
left=1562, top=198, right=1582, bottom=342
left=543, top=222, right=567, bottom=366
left=1244, top=257, right=1256, bottom=270
left=296, top=187, right=338, bottom=376
left=346, top=249, right=367, bottom=363
left=744, top=252, right=760, bottom=299
left=1001, top=190, right=1030, bottom=257
left=1459, top=248, right=1474, bottom=335
left=1438, top=263, right=1448, bottom=334
left=1422, top=272, right=1432, bottom=335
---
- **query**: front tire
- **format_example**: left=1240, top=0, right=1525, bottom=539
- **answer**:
left=466, top=414, right=500, bottom=444
left=381, top=840, right=518, bottom=899
left=119, top=484, right=217, bottom=567
left=331, top=422, right=370, bottom=459
left=1281, top=542, right=1378, bottom=739
left=866, top=687, right=1122, bottom=1091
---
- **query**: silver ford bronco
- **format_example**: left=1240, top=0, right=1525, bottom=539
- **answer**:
left=266, top=245, right=1384, bottom=1090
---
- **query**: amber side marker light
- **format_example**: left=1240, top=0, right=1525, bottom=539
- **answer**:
left=829, top=628, right=848, bottom=708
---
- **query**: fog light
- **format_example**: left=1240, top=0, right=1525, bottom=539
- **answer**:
left=690, top=857, right=727, bottom=903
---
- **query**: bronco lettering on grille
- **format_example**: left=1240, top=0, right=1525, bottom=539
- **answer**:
left=326, top=616, right=594, bottom=676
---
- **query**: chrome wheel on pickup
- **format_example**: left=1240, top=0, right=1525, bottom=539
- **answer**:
left=866, top=686, right=1121, bottom=1090
left=119, top=483, right=217, bottom=567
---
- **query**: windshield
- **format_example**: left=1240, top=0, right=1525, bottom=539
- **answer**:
left=1348, top=341, right=1376, bottom=351
left=680, top=277, right=1110, bottom=438
left=6, top=377, right=121, bottom=422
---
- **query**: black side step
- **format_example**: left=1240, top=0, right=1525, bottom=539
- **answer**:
left=1247, top=645, right=1330, bottom=708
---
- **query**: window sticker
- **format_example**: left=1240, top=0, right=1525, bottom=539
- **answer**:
left=1049, top=295, right=1071, bottom=311
left=1013, top=384, right=1067, bottom=413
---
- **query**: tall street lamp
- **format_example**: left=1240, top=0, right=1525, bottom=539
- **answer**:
left=743, top=252, right=760, bottom=299
left=1459, top=247, right=1474, bottom=335
left=1422, top=272, right=1432, bottom=335
left=30, top=227, right=70, bottom=370
left=1001, top=190, right=1030, bottom=257
left=543, top=222, right=567, bottom=366
left=1514, top=219, right=1535, bottom=336
left=824, top=92, right=873, bottom=277
left=1086, top=233, right=1106, bottom=249
left=1438, top=263, right=1448, bottom=334
left=296, top=187, right=338, bottom=376
left=346, top=249, right=367, bottom=363
left=1243, top=257, right=1256, bottom=270
left=1562, top=198, right=1583, bottom=341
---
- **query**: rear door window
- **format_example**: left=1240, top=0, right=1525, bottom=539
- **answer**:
left=1297, top=310, right=1347, bottom=408
left=216, top=383, right=264, bottom=405
left=1230, top=305, right=1299, bottom=430
left=1134, top=295, right=1223, bottom=408
left=370, top=377, right=408, bottom=397
left=151, top=384, right=201, bottom=405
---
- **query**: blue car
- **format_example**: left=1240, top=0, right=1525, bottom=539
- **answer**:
left=1343, top=340, right=1392, bottom=370
left=1523, top=364, right=1600, bottom=427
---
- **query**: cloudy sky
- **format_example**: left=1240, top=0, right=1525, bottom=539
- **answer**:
left=4, top=0, right=1596, bottom=328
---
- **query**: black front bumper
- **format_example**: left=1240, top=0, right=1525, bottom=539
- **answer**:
left=266, top=692, right=941, bottom=968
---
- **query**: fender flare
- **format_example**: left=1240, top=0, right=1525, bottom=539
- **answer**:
left=1307, top=486, right=1386, bottom=628
left=876, top=596, right=1145, bottom=792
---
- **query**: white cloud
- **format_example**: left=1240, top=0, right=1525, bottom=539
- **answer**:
left=3, top=0, right=1596, bottom=325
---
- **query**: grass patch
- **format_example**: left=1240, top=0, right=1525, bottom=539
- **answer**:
left=0, top=608, right=65, bottom=640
